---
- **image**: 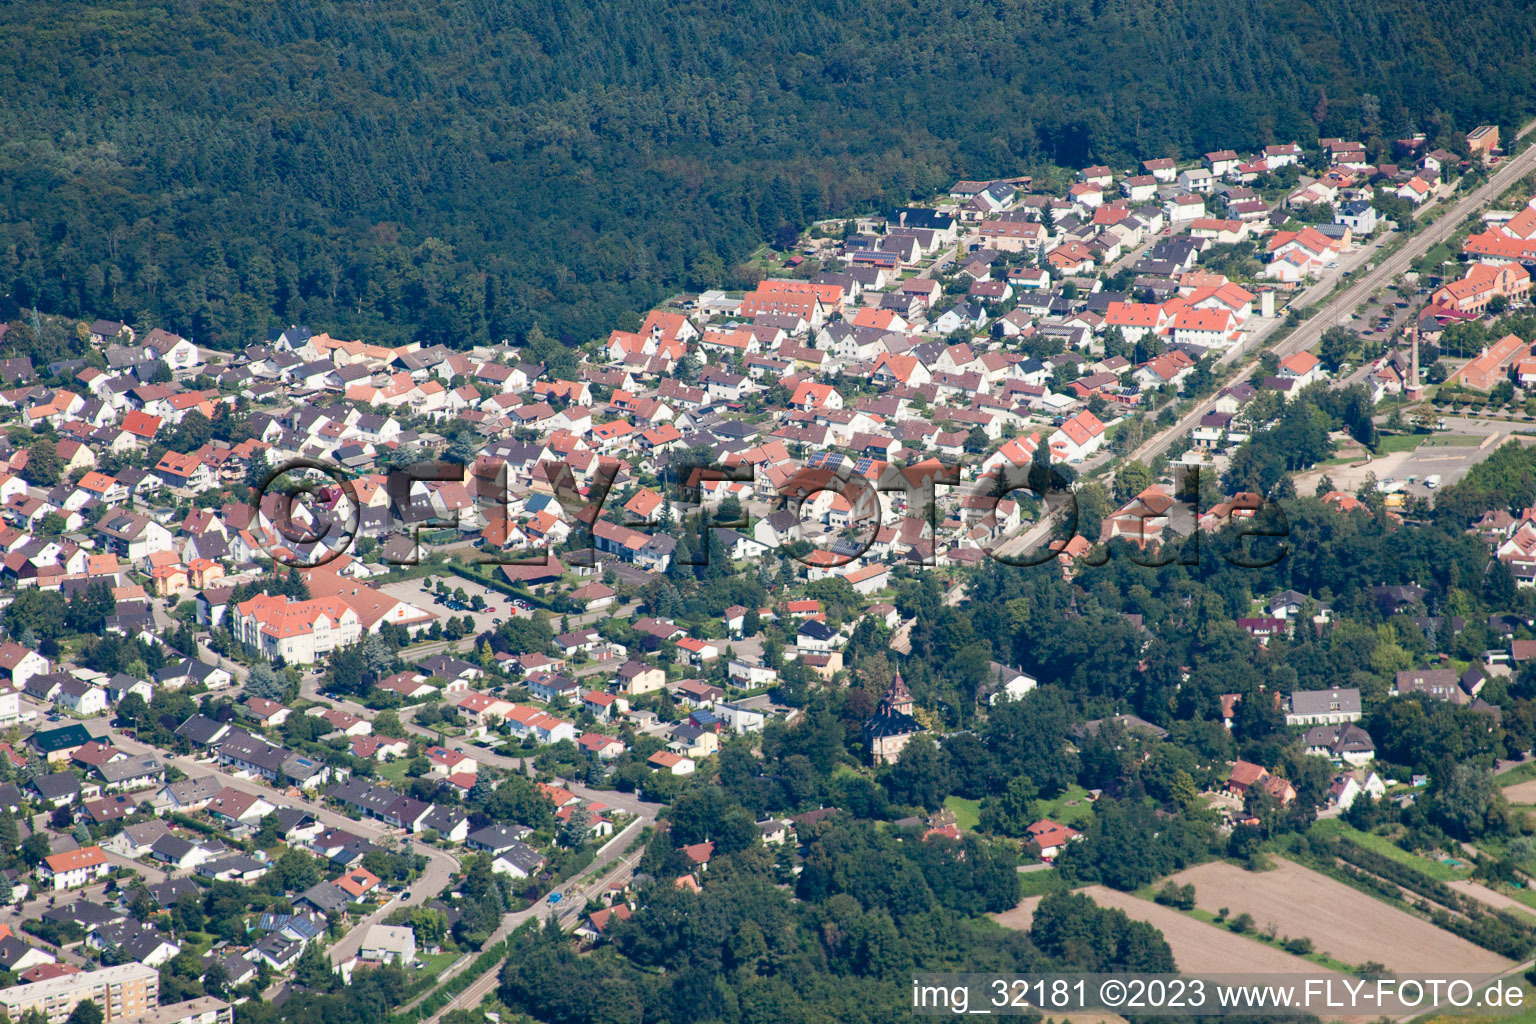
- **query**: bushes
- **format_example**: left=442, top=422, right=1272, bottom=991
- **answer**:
left=1153, top=882, right=1196, bottom=910
left=1331, top=838, right=1461, bottom=907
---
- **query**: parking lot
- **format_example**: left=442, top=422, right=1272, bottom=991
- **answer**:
left=378, top=575, right=519, bottom=637
left=1346, top=284, right=1419, bottom=343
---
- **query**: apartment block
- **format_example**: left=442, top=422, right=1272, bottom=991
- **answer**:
left=0, top=963, right=160, bottom=1024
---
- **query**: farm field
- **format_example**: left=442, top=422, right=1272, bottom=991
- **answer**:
left=1447, top=879, right=1536, bottom=920
left=989, top=894, right=1044, bottom=932
left=1168, top=859, right=1510, bottom=973
left=1502, top=779, right=1536, bottom=804
left=1079, top=886, right=1330, bottom=975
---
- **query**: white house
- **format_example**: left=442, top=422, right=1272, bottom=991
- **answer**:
left=359, top=924, right=416, bottom=965
left=40, top=846, right=111, bottom=890
left=987, top=665, right=1038, bottom=704
left=1047, top=411, right=1107, bottom=463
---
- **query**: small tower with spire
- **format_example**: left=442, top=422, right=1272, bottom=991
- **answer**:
left=882, top=671, right=914, bottom=717
left=865, top=671, right=922, bottom=765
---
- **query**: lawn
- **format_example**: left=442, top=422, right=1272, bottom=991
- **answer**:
left=376, top=758, right=413, bottom=784
left=1016, top=867, right=1069, bottom=899
left=1374, top=433, right=1482, bottom=454
left=1309, top=819, right=1472, bottom=882
left=945, top=796, right=981, bottom=832
left=416, top=951, right=463, bottom=974
left=1375, top=434, right=1423, bottom=453
left=1035, top=785, right=1096, bottom=828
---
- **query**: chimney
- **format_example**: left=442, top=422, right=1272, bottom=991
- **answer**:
left=1410, top=327, right=1419, bottom=386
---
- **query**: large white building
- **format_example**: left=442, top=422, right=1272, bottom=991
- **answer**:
left=229, top=593, right=362, bottom=664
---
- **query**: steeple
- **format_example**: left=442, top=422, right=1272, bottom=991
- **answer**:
left=883, top=672, right=914, bottom=716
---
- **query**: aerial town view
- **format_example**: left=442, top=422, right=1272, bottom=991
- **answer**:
left=7, top=3, right=1536, bottom=1024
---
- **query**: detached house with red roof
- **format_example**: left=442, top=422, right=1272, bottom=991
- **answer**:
left=1104, top=302, right=1172, bottom=344
left=1264, top=227, right=1340, bottom=283
left=1171, top=307, right=1239, bottom=347
left=153, top=451, right=213, bottom=491
left=40, top=845, right=110, bottom=891
left=1279, top=351, right=1323, bottom=387
left=1048, top=411, right=1106, bottom=463
left=1026, top=820, right=1080, bottom=861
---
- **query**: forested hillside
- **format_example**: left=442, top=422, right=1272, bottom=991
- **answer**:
left=2, top=0, right=1534, bottom=349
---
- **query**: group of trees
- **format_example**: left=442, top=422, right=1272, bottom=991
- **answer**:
left=7, top=0, right=1536, bottom=352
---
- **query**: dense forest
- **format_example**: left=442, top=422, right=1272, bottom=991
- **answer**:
left=2, top=0, right=1535, bottom=349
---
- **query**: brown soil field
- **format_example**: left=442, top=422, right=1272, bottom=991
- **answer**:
left=989, top=894, right=1043, bottom=932
left=1080, top=885, right=1331, bottom=975
left=1500, top=779, right=1536, bottom=804
left=1167, top=859, right=1510, bottom=973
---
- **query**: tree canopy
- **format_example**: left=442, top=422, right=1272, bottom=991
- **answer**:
left=4, top=0, right=1534, bottom=348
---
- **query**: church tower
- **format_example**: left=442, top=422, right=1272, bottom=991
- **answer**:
left=883, top=672, right=914, bottom=716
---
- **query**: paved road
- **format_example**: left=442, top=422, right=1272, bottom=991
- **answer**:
left=422, top=821, right=648, bottom=1024
left=1127, top=123, right=1536, bottom=468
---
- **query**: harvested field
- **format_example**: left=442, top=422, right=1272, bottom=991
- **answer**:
left=1501, top=779, right=1536, bottom=804
left=1080, top=886, right=1329, bottom=975
left=989, top=895, right=1043, bottom=932
left=1168, top=859, right=1510, bottom=973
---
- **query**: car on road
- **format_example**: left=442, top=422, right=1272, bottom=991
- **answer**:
left=401, top=891, right=412, bottom=900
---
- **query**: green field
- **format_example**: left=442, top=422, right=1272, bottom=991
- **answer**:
left=1375, top=433, right=1482, bottom=453
left=1310, top=818, right=1473, bottom=881
left=376, top=758, right=414, bottom=784
left=1035, top=785, right=1096, bottom=828
left=415, top=951, right=463, bottom=974
left=1015, top=867, right=1069, bottom=898
left=945, top=796, right=982, bottom=832
left=1497, top=760, right=1536, bottom=789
